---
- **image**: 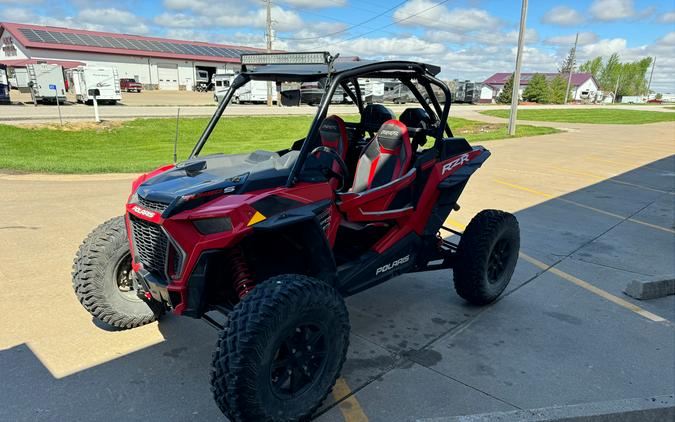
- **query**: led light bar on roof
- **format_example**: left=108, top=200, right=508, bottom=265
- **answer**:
left=240, top=52, right=330, bottom=66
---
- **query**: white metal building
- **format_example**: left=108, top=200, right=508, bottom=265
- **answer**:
left=0, top=22, right=267, bottom=90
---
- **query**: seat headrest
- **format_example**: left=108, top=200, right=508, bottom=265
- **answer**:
left=360, top=104, right=395, bottom=131
left=399, top=108, right=432, bottom=129
left=375, top=120, right=410, bottom=151
left=319, top=115, right=348, bottom=159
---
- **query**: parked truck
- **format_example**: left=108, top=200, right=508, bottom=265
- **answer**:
left=67, top=66, right=121, bottom=104
left=26, top=64, right=66, bottom=104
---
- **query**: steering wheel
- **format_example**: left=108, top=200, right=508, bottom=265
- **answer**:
left=310, top=146, right=350, bottom=192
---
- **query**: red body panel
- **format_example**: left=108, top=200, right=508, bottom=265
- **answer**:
left=126, top=176, right=333, bottom=315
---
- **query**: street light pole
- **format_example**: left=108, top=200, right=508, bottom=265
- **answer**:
left=266, top=0, right=273, bottom=107
left=647, top=56, right=656, bottom=96
left=508, top=0, right=528, bottom=136
left=564, top=32, right=579, bottom=104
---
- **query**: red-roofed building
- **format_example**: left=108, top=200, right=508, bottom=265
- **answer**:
left=0, top=22, right=268, bottom=90
left=482, top=72, right=600, bottom=102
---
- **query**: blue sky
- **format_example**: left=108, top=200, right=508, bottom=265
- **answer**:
left=1, top=0, right=674, bottom=90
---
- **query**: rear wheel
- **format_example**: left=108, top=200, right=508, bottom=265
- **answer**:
left=211, top=274, right=350, bottom=422
left=453, top=210, right=520, bottom=305
left=72, top=216, right=162, bottom=329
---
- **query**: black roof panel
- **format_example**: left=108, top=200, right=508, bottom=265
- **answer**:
left=242, top=60, right=441, bottom=82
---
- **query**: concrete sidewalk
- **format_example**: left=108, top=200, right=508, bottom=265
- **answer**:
left=1, top=120, right=673, bottom=421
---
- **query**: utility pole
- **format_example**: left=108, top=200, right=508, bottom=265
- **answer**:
left=647, top=56, right=656, bottom=96
left=613, top=72, right=621, bottom=103
left=508, top=0, right=528, bottom=136
left=563, top=32, right=578, bottom=104
left=266, top=0, right=273, bottom=107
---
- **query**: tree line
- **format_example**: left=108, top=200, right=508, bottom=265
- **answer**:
left=496, top=73, right=570, bottom=104
left=578, top=53, right=652, bottom=97
left=495, top=52, right=653, bottom=104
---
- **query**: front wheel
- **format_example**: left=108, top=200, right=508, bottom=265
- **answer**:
left=72, top=216, right=163, bottom=329
left=211, top=275, right=350, bottom=422
left=453, top=210, right=520, bottom=305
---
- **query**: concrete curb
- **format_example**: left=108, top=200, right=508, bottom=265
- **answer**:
left=624, top=275, right=675, bottom=300
left=417, top=395, right=674, bottom=422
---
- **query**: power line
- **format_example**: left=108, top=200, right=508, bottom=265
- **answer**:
left=276, top=0, right=409, bottom=41
left=271, top=1, right=400, bottom=40
left=329, top=0, right=451, bottom=43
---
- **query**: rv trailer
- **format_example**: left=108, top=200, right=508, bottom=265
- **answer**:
left=67, top=66, right=121, bottom=104
left=0, top=64, right=10, bottom=104
left=26, top=64, right=67, bottom=104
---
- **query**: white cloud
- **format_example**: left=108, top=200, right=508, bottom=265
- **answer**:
left=154, top=13, right=205, bottom=29
left=340, top=36, right=445, bottom=56
left=78, top=8, right=149, bottom=34
left=545, top=32, right=599, bottom=46
left=393, top=0, right=500, bottom=31
left=657, top=31, right=675, bottom=46
left=579, top=38, right=628, bottom=57
left=658, top=11, right=675, bottom=23
left=0, top=7, right=35, bottom=22
left=541, top=5, right=585, bottom=26
left=157, top=2, right=302, bottom=32
left=589, top=0, right=653, bottom=21
left=79, top=8, right=138, bottom=26
left=426, top=28, right=538, bottom=46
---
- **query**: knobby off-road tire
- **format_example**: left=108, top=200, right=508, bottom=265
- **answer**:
left=454, top=209, right=520, bottom=305
left=72, top=216, right=162, bottom=329
left=211, top=275, right=350, bottom=422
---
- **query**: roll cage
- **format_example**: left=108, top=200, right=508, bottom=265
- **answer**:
left=189, top=54, right=454, bottom=188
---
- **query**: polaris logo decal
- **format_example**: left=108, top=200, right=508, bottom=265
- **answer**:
left=132, top=205, right=156, bottom=218
left=441, top=153, right=470, bottom=175
left=376, top=255, right=410, bottom=275
left=379, top=129, right=400, bottom=137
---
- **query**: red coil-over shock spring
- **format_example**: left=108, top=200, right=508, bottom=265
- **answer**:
left=229, top=246, right=255, bottom=298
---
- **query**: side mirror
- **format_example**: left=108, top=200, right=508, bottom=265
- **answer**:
left=88, top=88, right=100, bottom=96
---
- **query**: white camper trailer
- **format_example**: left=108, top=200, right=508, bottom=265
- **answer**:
left=26, top=64, right=66, bottom=104
left=67, top=66, right=121, bottom=104
left=213, top=73, right=235, bottom=103
left=233, top=79, right=278, bottom=104
left=358, top=78, right=385, bottom=103
left=0, top=64, right=10, bottom=104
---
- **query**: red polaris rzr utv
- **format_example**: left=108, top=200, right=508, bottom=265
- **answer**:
left=72, top=53, right=520, bottom=421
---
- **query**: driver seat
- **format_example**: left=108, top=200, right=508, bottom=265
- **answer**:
left=318, top=115, right=349, bottom=188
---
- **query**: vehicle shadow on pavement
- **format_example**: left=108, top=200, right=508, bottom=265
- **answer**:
left=2, top=156, right=674, bottom=422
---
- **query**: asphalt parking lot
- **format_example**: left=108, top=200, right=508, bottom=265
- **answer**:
left=0, top=116, right=673, bottom=421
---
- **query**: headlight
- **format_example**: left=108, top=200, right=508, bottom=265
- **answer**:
left=193, top=217, right=232, bottom=234
left=128, top=192, right=139, bottom=204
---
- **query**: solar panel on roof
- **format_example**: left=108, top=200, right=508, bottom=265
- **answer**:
left=32, top=30, right=50, bottom=42
left=174, top=44, right=191, bottom=55
left=125, top=39, right=144, bottom=50
left=63, top=33, right=83, bottom=45
left=160, top=42, right=176, bottom=53
left=47, top=31, right=69, bottom=44
left=106, top=37, right=125, bottom=49
left=19, top=28, right=42, bottom=42
left=96, top=36, right=115, bottom=48
left=14, top=26, right=257, bottom=59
